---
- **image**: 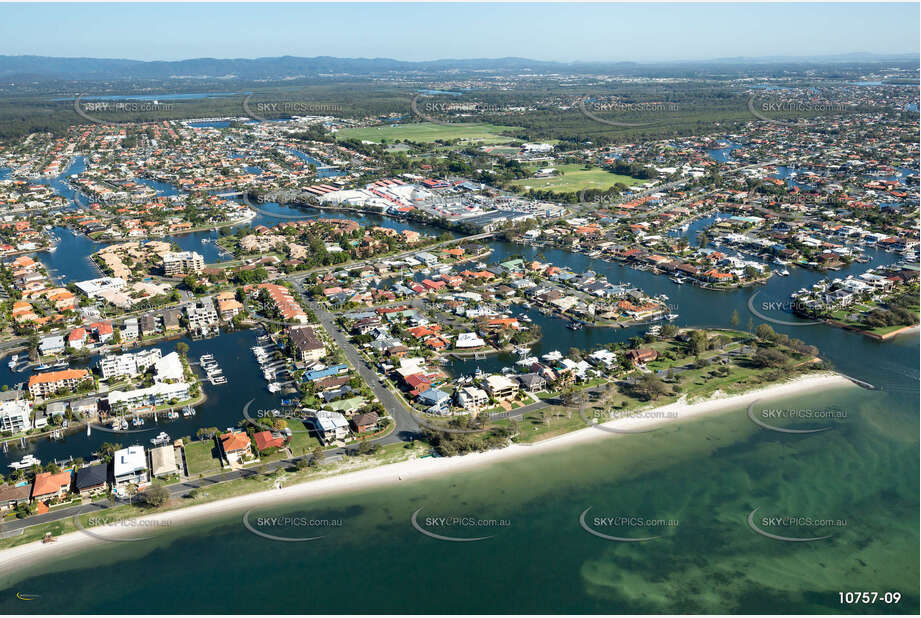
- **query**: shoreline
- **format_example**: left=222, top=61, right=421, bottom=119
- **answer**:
left=0, top=371, right=853, bottom=578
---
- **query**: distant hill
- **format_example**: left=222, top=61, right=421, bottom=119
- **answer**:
left=0, top=53, right=916, bottom=82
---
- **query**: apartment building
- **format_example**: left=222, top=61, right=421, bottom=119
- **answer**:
left=162, top=251, right=205, bottom=276
left=28, top=369, right=93, bottom=398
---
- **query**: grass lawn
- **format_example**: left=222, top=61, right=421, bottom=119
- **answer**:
left=285, top=419, right=322, bottom=456
left=509, top=163, right=646, bottom=193
left=335, top=122, right=522, bottom=145
left=184, top=440, right=222, bottom=476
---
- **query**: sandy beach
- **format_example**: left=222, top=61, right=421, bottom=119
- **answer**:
left=0, top=371, right=853, bottom=578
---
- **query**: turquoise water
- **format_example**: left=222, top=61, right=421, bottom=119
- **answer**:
left=0, top=383, right=916, bottom=613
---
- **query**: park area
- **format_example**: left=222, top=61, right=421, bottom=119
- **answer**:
left=335, top=122, right=522, bottom=145
left=509, top=163, right=647, bottom=193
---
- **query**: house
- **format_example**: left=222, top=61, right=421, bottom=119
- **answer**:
left=516, top=373, right=547, bottom=393
left=31, top=470, right=73, bottom=502
left=75, top=462, right=109, bottom=497
left=313, top=410, right=350, bottom=443
left=351, top=411, right=380, bottom=434
left=149, top=445, right=180, bottom=478
left=626, top=348, right=659, bottom=365
left=38, top=335, right=65, bottom=356
left=161, top=308, right=181, bottom=332
left=253, top=430, right=285, bottom=453
left=484, top=374, right=519, bottom=401
left=417, top=388, right=451, bottom=414
left=113, top=446, right=149, bottom=487
left=220, top=431, right=252, bottom=464
left=0, top=398, right=31, bottom=433
left=214, top=291, right=244, bottom=320
left=67, top=327, right=87, bottom=350
left=139, top=314, right=159, bottom=337
left=0, top=483, right=31, bottom=512
left=456, top=386, right=489, bottom=412
left=288, top=325, right=325, bottom=363
left=28, top=368, right=92, bottom=398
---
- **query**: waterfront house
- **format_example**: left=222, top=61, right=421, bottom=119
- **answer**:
left=626, top=348, right=659, bottom=366
left=253, top=430, right=285, bottom=453
left=75, top=462, right=109, bottom=497
left=31, top=470, right=73, bottom=502
left=0, top=483, right=31, bottom=512
left=417, top=388, right=451, bottom=414
left=484, top=375, right=520, bottom=401
left=0, top=398, right=31, bottom=433
left=149, top=445, right=180, bottom=478
left=38, top=335, right=65, bottom=356
left=220, top=431, right=252, bottom=464
left=288, top=325, right=326, bottom=363
left=456, top=386, right=489, bottom=412
left=515, top=373, right=547, bottom=393
left=113, top=446, right=149, bottom=488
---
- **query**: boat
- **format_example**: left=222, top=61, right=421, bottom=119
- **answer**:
left=182, top=406, right=196, bottom=417
left=150, top=432, right=171, bottom=446
left=52, top=360, right=68, bottom=369
left=267, top=382, right=281, bottom=393
left=7, top=354, right=17, bottom=369
left=665, top=313, right=679, bottom=321
left=8, top=454, right=40, bottom=470
left=774, top=268, right=790, bottom=277
left=131, top=417, right=145, bottom=427
left=167, top=410, right=179, bottom=420
left=566, top=322, right=584, bottom=330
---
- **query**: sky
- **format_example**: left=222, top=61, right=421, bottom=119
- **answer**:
left=0, top=2, right=918, bottom=63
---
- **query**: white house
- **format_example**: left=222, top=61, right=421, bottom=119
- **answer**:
left=113, top=446, right=149, bottom=487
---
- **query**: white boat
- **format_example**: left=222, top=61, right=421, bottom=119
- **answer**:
left=131, top=417, right=145, bottom=427
left=182, top=406, right=196, bottom=417
left=7, top=354, right=17, bottom=369
left=8, top=454, right=40, bottom=470
left=167, top=410, right=179, bottom=420
left=267, top=382, right=281, bottom=393
left=150, top=432, right=171, bottom=446
left=666, top=313, right=679, bottom=321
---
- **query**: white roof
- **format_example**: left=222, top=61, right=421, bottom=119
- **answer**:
left=153, top=351, right=184, bottom=382
left=315, top=410, right=348, bottom=431
left=113, top=445, right=147, bottom=476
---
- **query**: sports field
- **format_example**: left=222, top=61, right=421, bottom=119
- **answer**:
left=336, top=122, right=522, bottom=145
left=509, top=163, right=648, bottom=193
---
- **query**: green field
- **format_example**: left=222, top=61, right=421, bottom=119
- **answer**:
left=336, top=122, right=523, bottom=145
left=509, top=163, right=647, bottom=193
left=184, top=440, right=222, bottom=476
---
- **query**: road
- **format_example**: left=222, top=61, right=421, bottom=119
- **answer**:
left=309, top=301, right=421, bottom=444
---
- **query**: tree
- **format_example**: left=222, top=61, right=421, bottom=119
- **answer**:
left=636, top=373, right=670, bottom=401
left=730, top=309, right=740, bottom=329
left=567, top=347, right=582, bottom=361
left=141, top=482, right=170, bottom=507
left=688, top=330, right=709, bottom=356
left=175, top=342, right=189, bottom=356
left=126, top=483, right=138, bottom=505
left=755, top=323, right=776, bottom=341
left=309, top=445, right=325, bottom=467
left=751, top=347, right=789, bottom=368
